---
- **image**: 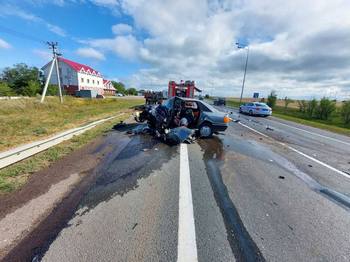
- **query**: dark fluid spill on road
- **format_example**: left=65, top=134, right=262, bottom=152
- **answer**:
left=4, top=127, right=177, bottom=262
left=198, top=137, right=265, bottom=262
left=78, top=134, right=177, bottom=212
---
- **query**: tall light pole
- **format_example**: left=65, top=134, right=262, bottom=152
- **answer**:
left=236, top=42, right=249, bottom=105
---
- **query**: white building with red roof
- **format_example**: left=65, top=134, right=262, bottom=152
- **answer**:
left=42, top=57, right=115, bottom=96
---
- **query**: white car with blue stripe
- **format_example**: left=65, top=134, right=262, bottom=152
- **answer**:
left=239, top=102, right=272, bottom=116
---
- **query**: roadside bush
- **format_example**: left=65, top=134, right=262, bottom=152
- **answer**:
left=298, top=100, right=307, bottom=113
left=341, top=101, right=350, bottom=124
left=283, top=96, right=293, bottom=110
left=306, top=99, right=318, bottom=118
left=0, top=82, right=14, bottom=96
left=267, top=90, right=277, bottom=108
left=45, top=84, right=59, bottom=96
left=22, top=80, right=41, bottom=97
left=315, top=97, right=336, bottom=120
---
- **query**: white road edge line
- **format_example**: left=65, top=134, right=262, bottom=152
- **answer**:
left=272, top=120, right=350, bottom=146
left=238, top=122, right=350, bottom=179
left=178, top=143, right=198, bottom=262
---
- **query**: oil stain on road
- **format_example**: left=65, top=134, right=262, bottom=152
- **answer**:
left=198, top=137, right=265, bottom=262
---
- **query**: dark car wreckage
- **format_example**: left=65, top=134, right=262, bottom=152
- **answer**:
left=134, top=97, right=231, bottom=145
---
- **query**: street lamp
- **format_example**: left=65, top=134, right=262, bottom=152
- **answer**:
left=236, top=42, right=249, bottom=105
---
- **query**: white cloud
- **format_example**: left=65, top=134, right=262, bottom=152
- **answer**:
left=76, top=47, right=105, bottom=60
left=33, top=49, right=52, bottom=60
left=111, top=0, right=350, bottom=99
left=88, top=35, right=140, bottom=60
left=0, top=38, right=11, bottom=49
left=112, top=23, right=133, bottom=35
left=46, top=23, right=66, bottom=37
left=0, top=4, right=67, bottom=37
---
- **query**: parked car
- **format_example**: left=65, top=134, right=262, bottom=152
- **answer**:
left=213, top=97, right=226, bottom=106
left=136, top=96, right=231, bottom=137
left=239, top=102, right=272, bottom=116
left=116, top=93, right=124, bottom=97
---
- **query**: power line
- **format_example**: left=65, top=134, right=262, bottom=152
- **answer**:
left=0, top=24, right=46, bottom=44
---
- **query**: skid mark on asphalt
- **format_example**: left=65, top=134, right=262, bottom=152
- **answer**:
left=178, top=144, right=198, bottom=262
left=198, top=138, right=265, bottom=262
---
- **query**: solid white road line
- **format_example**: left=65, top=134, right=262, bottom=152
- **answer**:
left=178, top=144, right=198, bottom=262
left=238, top=122, right=350, bottom=180
left=238, top=122, right=269, bottom=138
left=271, top=120, right=350, bottom=146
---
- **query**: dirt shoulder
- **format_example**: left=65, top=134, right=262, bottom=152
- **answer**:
left=0, top=122, right=131, bottom=260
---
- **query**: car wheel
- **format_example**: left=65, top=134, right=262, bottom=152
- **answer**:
left=199, top=123, right=213, bottom=138
left=249, top=110, right=253, bottom=116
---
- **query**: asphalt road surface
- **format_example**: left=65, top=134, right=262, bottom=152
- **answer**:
left=17, top=106, right=350, bottom=261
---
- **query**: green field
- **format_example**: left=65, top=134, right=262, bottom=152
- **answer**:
left=0, top=96, right=143, bottom=151
left=0, top=96, right=143, bottom=193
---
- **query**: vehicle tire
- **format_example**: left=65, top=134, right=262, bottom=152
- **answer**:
left=199, top=122, right=213, bottom=138
left=239, top=107, right=242, bottom=113
left=249, top=110, right=253, bottom=116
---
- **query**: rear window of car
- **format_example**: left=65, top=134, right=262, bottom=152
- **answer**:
left=255, top=103, right=268, bottom=107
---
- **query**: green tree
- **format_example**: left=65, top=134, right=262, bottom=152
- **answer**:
left=297, top=100, right=307, bottom=113
left=111, top=81, right=126, bottom=94
left=341, top=101, right=350, bottom=124
left=1, top=63, right=41, bottom=96
left=126, top=87, right=138, bottom=95
left=0, top=82, right=14, bottom=96
left=315, top=97, right=336, bottom=120
left=267, top=90, right=277, bottom=108
left=283, top=96, right=294, bottom=110
left=306, top=99, right=318, bottom=118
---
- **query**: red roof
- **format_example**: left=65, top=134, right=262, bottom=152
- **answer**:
left=58, top=57, right=101, bottom=75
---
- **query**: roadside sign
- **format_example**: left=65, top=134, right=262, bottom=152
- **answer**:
left=253, top=92, right=259, bottom=98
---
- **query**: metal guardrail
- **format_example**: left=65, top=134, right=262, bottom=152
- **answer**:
left=0, top=113, right=125, bottom=169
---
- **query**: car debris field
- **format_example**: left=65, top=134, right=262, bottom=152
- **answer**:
left=1, top=101, right=350, bottom=262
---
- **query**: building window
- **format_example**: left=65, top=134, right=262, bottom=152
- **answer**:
left=97, top=81, right=99, bottom=85
left=87, top=79, right=90, bottom=84
left=93, top=80, right=95, bottom=84
left=81, top=78, right=84, bottom=83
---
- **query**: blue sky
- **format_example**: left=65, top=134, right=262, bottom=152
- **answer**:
left=0, top=0, right=349, bottom=99
left=0, top=0, right=144, bottom=80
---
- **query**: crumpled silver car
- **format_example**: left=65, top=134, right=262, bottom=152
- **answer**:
left=136, top=96, right=231, bottom=137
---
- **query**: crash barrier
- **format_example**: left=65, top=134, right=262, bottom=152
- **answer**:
left=0, top=113, right=124, bottom=169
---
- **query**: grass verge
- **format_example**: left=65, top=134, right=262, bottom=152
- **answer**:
left=0, top=114, right=128, bottom=194
left=0, top=96, right=143, bottom=151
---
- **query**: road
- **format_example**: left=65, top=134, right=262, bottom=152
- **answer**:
left=7, top=106, right=350, bottom=262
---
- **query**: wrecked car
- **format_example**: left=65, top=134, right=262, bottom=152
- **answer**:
left=135, top=96, right=231, bottom=139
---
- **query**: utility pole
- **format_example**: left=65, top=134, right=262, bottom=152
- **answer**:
left=41, top=42, right=63, bottom=103
left=236, top=42, right=249, bottom=105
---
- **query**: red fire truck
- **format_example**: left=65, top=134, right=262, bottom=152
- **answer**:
left=168, top=80, right=201, bottom=98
